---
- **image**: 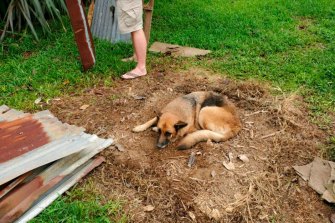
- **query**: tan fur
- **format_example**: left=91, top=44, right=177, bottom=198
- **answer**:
left=132, top=91, right=242, bottom=149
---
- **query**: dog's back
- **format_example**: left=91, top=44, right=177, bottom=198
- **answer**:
left=175, top=91, right=242, bottom=149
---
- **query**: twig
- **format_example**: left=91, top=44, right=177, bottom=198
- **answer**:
left=244, top=110, right=269, bottom=117
left=189, top=177, right=206, bottom=182
left=260, top=129, right=284, bottom=139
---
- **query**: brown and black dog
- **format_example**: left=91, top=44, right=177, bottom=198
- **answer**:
left=132, top=91, right=241, bottom=150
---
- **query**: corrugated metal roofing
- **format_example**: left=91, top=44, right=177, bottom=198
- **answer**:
left=91, top=0, right=131, bottom=43
left=15, top=156, right=105, bottom=223
left=0, top=105, right=114, bottom=222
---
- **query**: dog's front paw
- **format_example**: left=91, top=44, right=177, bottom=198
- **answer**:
left=151, top=127, right=159, bottom=132
left=132, top=125, right=146, bottom=132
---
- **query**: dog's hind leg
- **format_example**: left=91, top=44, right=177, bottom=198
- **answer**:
left=176, top=129, right=230, bottom=150
left=132, top=117, right=158, bottom=132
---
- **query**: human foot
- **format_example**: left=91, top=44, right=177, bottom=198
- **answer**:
left=121, top=68, right=147, bottom=80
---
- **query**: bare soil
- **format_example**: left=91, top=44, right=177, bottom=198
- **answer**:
left=50, top=67, right=334, bottom=223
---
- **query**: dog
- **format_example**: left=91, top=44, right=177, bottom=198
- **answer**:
left=132, top=91, right=242, bottom=150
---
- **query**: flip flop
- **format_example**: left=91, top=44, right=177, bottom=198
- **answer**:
left=121, top=72, right=146, bottom=80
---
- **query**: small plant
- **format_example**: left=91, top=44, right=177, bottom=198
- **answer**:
left=327, top=136, right=335, bottom=161
left=0, top=0, right=67, bottom=41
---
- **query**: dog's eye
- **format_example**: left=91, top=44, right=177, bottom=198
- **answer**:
left=165, top=132, right=171, bottom=137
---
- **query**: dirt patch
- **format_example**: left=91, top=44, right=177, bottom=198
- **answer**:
left=50, top=67, right=333, bottom=222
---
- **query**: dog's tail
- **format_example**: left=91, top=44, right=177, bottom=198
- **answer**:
left=176, top=129, right=238, bottom=150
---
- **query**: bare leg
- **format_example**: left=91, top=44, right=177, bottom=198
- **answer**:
left=122, top=29, right=147, bottom=79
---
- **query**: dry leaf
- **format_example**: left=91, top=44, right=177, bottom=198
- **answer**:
left=34, top=97, right=42, bottom=104
left=143, top=205, right=155, bottom=212
left=133, top=95, right=146, bottom=100
left=188, top=211, right=196, bottom=221
left=211, top=170, right=216, bottom=178
left=211, top=209, right=221, bottom=220
left=228, top=152, right=234, bottom=161
left=113, top=142, right=125, bottom=152
left=223, top=161, right=235, bottom=170
left=80, top=104, right=90, bottom=110
left=188, top=152, right=196, bottom=168
left=225, top=206, right=234, bottom=212
left=238, top=154, right=250, bottom=163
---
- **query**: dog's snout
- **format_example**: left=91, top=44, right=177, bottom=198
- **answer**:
left=157, top=141, right=168, bottom=149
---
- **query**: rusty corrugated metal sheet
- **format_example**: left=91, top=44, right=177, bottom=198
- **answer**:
left=0, top=115, right=50, bottom=163
left=15, top=157, right=105, bottom=223
left=0, top=105, right=114, bottom=222
left=0, top=107, right=95, bottom=185
left=0, top=156, right=106, bottom=223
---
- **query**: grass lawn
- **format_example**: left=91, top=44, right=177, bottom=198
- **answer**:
left=1, top=0, right=334, bottom=222
left=1, top=0, right=334, bottom=112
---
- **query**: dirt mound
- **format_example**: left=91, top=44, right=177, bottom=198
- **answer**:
left=50, top=67, right=332, bottom=222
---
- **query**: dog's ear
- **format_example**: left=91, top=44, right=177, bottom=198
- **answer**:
left=174, top=121, right=187, bottom=132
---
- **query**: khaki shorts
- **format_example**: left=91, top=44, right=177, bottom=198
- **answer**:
left=116, top=0, right=143, bottom=34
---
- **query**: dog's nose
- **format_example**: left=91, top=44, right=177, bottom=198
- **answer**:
left=157, top=142, right=167, bottom=149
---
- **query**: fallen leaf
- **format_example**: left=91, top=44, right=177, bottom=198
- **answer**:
left=223, top=161, right=235, bottom=170
left=143, top=205, right=155, bottom=212
left=113, top=142, right=125, bottom=152
left=211, top=170, right=216, bottom=178
left=211, top=209, right=221, bottom=220
left=228, top=152, right=234, bottom=162
left=238, top=154, right=250, bottom=163
left=34, top=97, right=42, bottom=104
left=225, top=206, right=234, bottom=212
left=188, top=211, right=196, bottom=221
left=80, top=104, right=90, bottom=110
left=133, top=95, right=146, bottom=100
left=188, top=152, right=196, bottom=168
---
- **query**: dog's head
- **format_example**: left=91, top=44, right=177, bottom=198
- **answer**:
left=156, top=113, right=187, bottom=149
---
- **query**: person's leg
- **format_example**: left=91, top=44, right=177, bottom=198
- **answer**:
left=121, top=29, right=147, bottom=79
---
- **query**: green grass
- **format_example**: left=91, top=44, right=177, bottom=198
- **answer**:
left=152, top=0, right=335, bottom=112
left=1, top=0, right=334, bottom=112
left=30, top=185, right=127, bottom=223
left=0, top=19, right=135, bottom=110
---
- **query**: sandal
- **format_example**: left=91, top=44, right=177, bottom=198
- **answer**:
left=121, top=72, right=146, bottom=80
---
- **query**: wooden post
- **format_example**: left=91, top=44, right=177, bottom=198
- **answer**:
left=143, top=0, right=154, bottom=43
left=66, top=0, right=95, bottom=71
